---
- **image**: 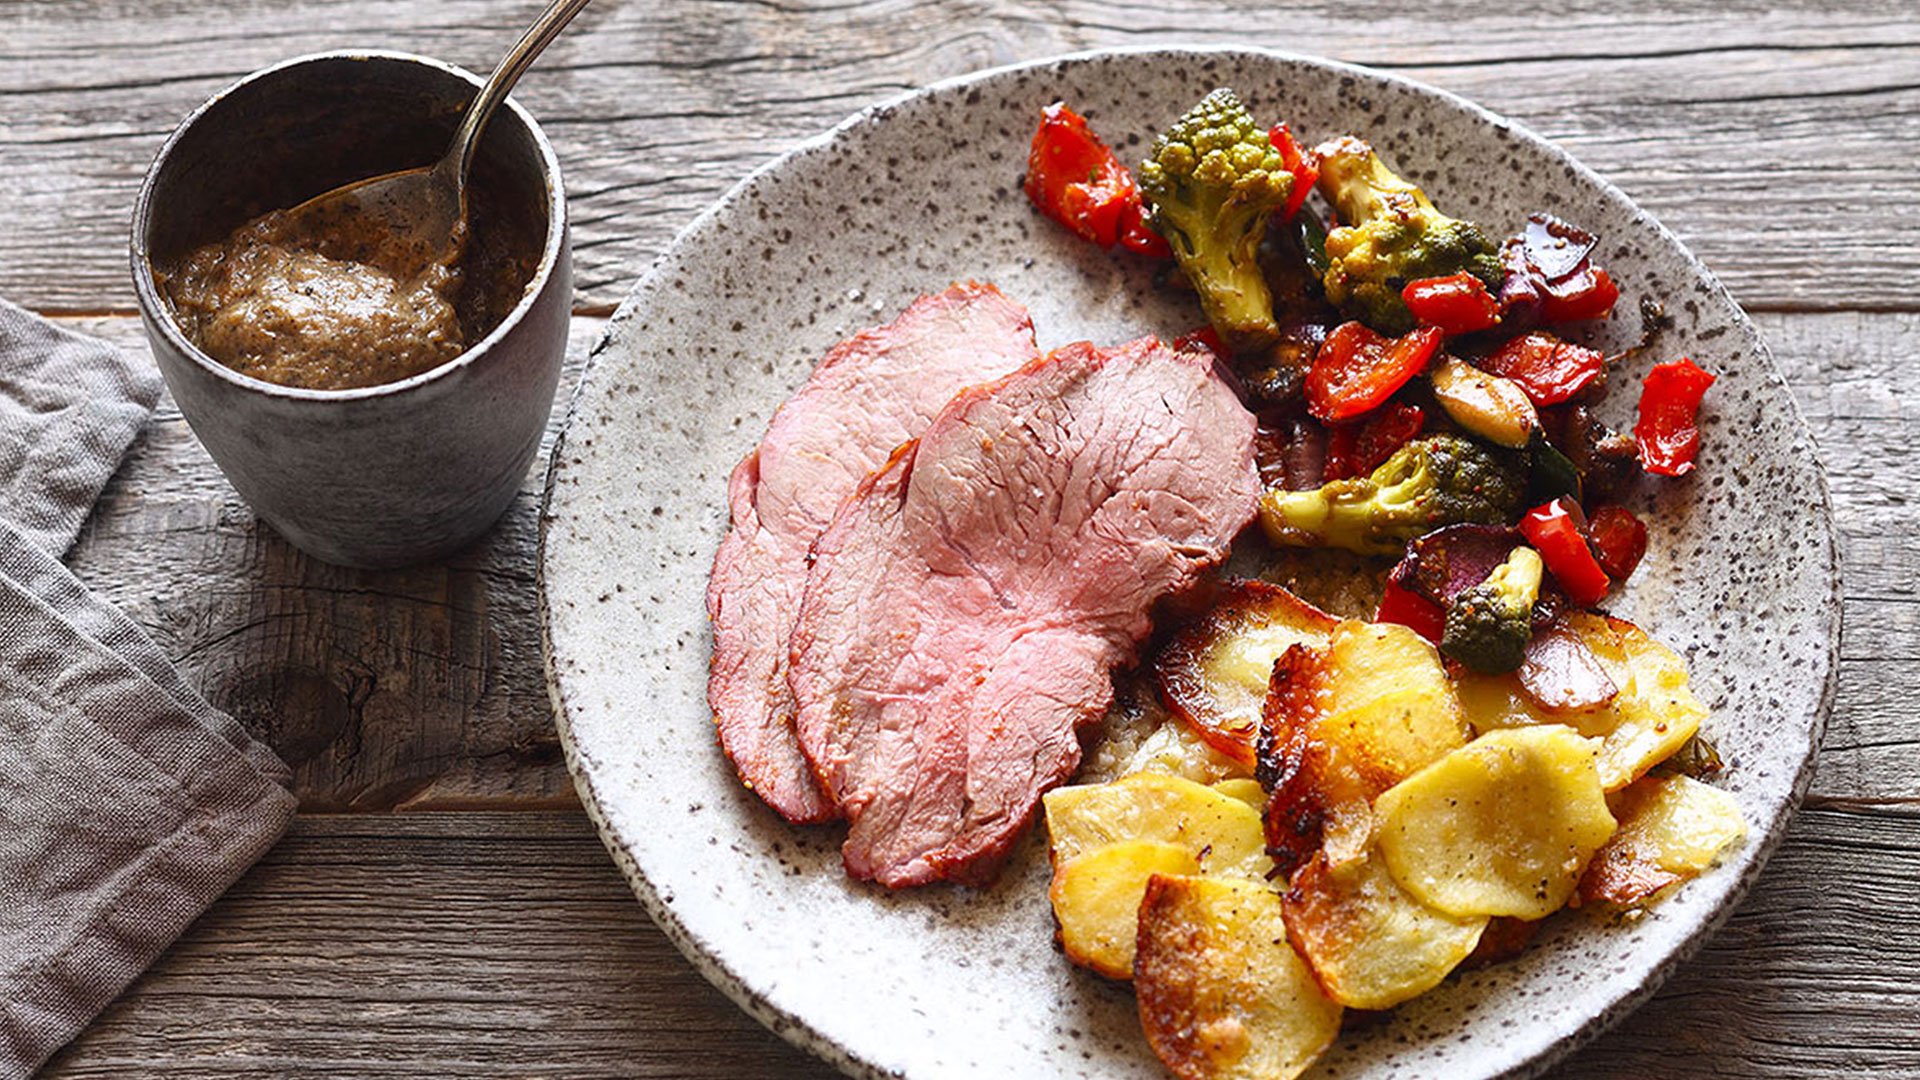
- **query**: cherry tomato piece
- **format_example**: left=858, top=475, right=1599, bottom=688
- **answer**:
left=1479, top=332, right=1606, bottom=406
left=1633, top=357, right=1716, bottom=476
left=1539, top=265, right=1620, bottom=324
left=1324, top=402, right=1426, bottom=481
left=1586, top=505, right=1649, bottom=582
left=1402, top=272, right=1503, bottom=335
left=1305, top=323, right=1443, bottom=423
left=1024, top=102, right=1164, bottom=256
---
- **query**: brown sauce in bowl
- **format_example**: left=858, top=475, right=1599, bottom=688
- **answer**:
left=156, top=179, right=539, bottom=391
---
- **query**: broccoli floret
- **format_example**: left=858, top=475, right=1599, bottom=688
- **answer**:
left=1313, top=136, right=1504, bottom=335
left=1259, top=434, right=1526, bottom=555
left=1440, top=546, right=1545, bottom=673
left=1138, top=89, right=1294, bottom=353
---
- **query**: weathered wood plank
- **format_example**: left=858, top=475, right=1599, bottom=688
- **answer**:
left=36, top=807, right=1920, bottom=1078
left=0, top=0, right=1916, bottom=312
left=60, top=316, right=609, bottom=811
left=55, top=308, right=1916, bottom=807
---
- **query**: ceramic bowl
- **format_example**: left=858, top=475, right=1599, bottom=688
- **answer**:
left=131, top=50, right=571, bottom=569
left=540, top=46, right=1838, bottom=1080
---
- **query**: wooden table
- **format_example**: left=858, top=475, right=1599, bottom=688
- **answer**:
left=9, top=1, right=1915, bottom=1076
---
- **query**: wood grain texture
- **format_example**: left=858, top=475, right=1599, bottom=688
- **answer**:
left=0, top=0, right=1917, bottom=313
left=60, top=316, right=609, bottom=811
left=35, top=808, right=1920, bottom=1080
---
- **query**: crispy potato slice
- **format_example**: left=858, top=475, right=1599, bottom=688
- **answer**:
left=1455, top=613, right=1707, bottom=791
left=1321, top=621, right=1472, bottom=781
left=1258, top=624, right=1469, bottom=878
left=1282, top=851, right=1486, bottom=1010
left=1044, top=772, right=1269, bottom=880
left=1156, top=580, right=1339, bottom=767
left=1050, top=841, right=1200, bottom=979
left=1579, top=774, right=1747, bottom=907
left=1258, top=645, right=1382, bottom=878
left=1211, top=778, right=1267, bottom=809
left=1593, top=618, right=1708, bottom=790
left=1375, top=726, right=1617, bottom=919
left=1136, top=875, right=1343, bottom=1080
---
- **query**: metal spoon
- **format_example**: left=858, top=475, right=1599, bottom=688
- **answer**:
left=282, top=0, right=592, bottom=276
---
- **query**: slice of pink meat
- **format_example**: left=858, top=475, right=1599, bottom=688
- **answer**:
left=706, top=283, right=1039, bottom=822
left=788, top=337, right=1260, bottom=886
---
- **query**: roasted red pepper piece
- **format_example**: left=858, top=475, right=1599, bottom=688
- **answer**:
left=1479, top=331, right=1606, bottom=406
left=1586, top=505, right=1649, bottom=581
left=1520, top=498, right=1611, bottom=607
left=1305, top=322, right=1443, bottom=423
left=1024, top=103, right=1167, bottom=256
left=1172, top=325, right=1228, bottom=360
left=1539, top=265, right=1620, bottom=324
left=1376, top=575, right=1446, bottom=644
left=1117, top=198, right=1172, bottom=257
left=1268, top=123, right=1319, bottom=222
left=1402, top=272, right=1502, bottom=335
left=1324, top=402, right=1426, bottom=481
left=1634, top=357, right=1716, bottom=476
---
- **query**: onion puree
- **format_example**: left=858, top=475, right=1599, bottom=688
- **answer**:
left=156, top=183, right=538, bottom=391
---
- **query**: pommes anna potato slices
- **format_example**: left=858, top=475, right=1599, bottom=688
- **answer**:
left=1211, top=778, right=1268, bottom=809
left=1317, top=621, right=1472, bottom=781
left=1282, top=850, right=1487, bottom=1010
left=1580, top=774, right=1748, bottom=907
left=1454, top=613, right=1706, bottom=791
left=1155, top=580, right=1338, bottom=766
left=1044, top=773, right=1269, bottom=878
left=1135, top=875, right=1344, bottom=1080
left=1043, top=773, right=1268, bottom=979
left=1260, top=622, right=1470, bottom=876
left=1049, top=841, right=1199, bottom=978
left=1375, top=726, right=1617, bottom=920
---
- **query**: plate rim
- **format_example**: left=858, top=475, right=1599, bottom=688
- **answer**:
left=537, top=42, right=1841, bottom=1080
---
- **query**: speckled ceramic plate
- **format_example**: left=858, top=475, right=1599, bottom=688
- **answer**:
left=539, top=46, right=1838, bottom=1080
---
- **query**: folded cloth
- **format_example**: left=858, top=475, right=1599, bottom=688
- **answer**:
left=0, top=301, right=163, bottom=557
left=0, top=301, right=295, bottom=1079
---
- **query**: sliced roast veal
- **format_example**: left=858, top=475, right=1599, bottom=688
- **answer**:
left=789, top=338, right=1260, bottom=887
left=706, top=283, right=1038, bottom=822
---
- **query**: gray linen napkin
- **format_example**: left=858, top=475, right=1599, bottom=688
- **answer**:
left=0, top=299, right=296, bottom=1079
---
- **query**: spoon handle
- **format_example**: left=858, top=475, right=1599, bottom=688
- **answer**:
left=445, top=0, right=595, bottom=185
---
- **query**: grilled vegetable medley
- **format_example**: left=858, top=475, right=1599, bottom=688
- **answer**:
left=1025, top=88, right=1736, bottom=1080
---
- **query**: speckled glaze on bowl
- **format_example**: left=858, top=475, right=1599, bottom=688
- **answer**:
left=539, top=47, right=1838, bottom=1080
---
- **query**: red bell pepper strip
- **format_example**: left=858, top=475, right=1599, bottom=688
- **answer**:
left=1268, top=123, right=1319, bottom=222
left=1633, top=358, right=1716, bottom=476
left=1479, top=331, right=1606, bottom=406
left=1023, top=103, right=1169, bottom=257
left=1324, top=402, right=1426, bottom=481
left=1520, top=498, right=1611, bottom=608
left=1402, top=272, right=1502, bottom=335
left=1586, top=505, right=1649, bottom=582
left=1305, top=323, right=1443, bottom=423
left=1376, top=575, right=1446, bottom=644
left=1539, top=265, right=1620, bottom=324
